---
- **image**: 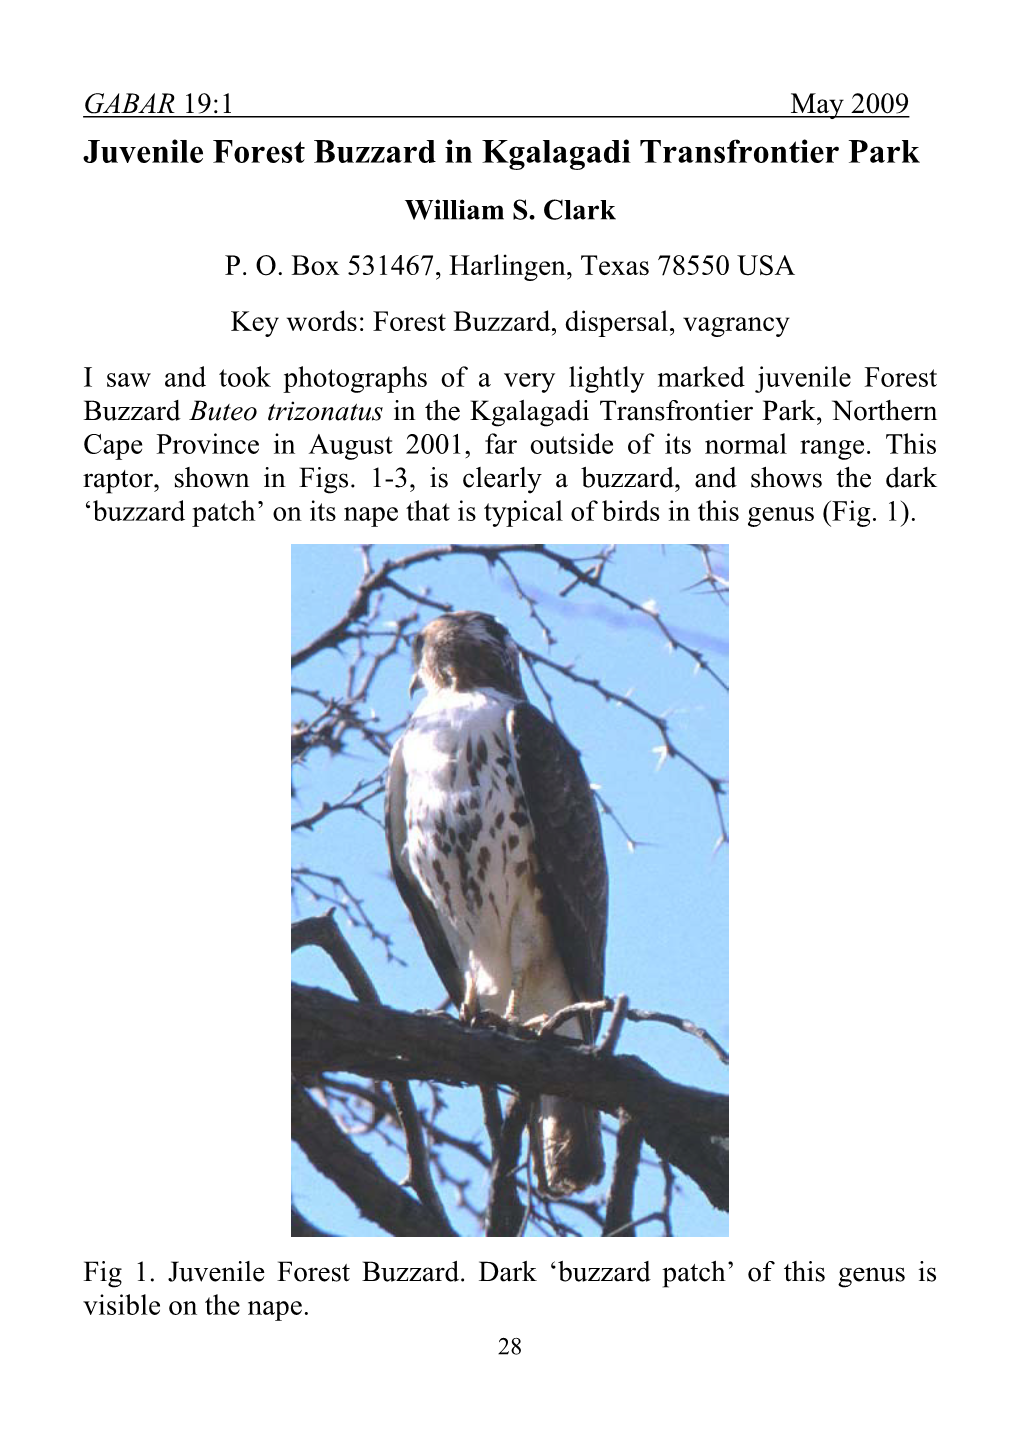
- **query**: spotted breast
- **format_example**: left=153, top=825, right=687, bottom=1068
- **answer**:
left=399, top=684, right=555, bottom=1016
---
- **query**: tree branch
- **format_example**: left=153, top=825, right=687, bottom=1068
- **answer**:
left=603, top=1112, right=643, bottom=1237
left=291, top=1205, right=330, bottom=1237
left=292, top=912, right=381, bottom=1002
left=292, top=1081, right=457, bottom=1237
left=292, top=914, right=453, bottom=1231
left=292, top=986, right=729, bottom=1212
left=484, top=1093, right=529, bottom=1237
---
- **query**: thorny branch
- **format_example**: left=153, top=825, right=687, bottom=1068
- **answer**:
left=291, top=543, right=727, bottom=686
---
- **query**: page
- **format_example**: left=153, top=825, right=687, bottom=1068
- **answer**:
left=12, top=5, right=1014, bottom=1438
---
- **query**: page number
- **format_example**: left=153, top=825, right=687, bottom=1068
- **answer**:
left=498, top=1338, right=522, bottom=1355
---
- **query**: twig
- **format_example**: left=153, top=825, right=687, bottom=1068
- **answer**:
left=541, top=994, right=728, bottom=1068
left=518, top=1134, right=535, bottom=1238
left=628, top=1008, right=729, bottom=1066
left=603, top=1112, right=643, bottom=1236
left=598, top=994, right=630, bottom=1057
left=325, top=1080, right=492, bottom=1169
left=381, top=578, right=452, bottom=613
left=290, top=784, right=386, bottom=833
left=523, top=648, right=729, bottom=844
left=291, top=871, right=405, bottom=964
left=603, top=1211, right=663, bottom=1239
left=660, top=1159, right=676, bottom=1237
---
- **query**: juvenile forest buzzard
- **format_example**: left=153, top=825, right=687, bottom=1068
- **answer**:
left=385, top=611, right=608, bottom=1197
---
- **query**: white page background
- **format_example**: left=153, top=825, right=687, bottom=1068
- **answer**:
left=7, top=4, right=1015, bottom=1439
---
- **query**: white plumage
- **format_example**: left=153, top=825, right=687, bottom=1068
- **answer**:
left=392, top=685, right=581, bottom=1034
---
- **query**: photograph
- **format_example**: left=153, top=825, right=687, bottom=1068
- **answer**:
left=291, top=543, right=729, bottom=1236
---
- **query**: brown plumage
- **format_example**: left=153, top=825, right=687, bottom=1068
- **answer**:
left=386, top=611, right=608, bottom=1197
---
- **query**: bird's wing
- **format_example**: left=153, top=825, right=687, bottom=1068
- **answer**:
left=508, top=703, right=608, bottom=1042
left=385, top=733, right=465, bottom=1006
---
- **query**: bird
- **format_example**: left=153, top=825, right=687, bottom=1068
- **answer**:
left=385, top=610, right=608, bottom=1198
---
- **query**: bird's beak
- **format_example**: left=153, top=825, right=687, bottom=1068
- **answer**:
left=409, top=671, right=423, bottom=697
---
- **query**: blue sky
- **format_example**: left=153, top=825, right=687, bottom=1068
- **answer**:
left=291, top=543, right=728, bottom=1236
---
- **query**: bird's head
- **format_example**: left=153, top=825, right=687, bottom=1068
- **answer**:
left=409, top=611, right=525, bottom=698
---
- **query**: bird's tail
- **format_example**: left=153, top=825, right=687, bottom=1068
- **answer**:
left=531, top=1096, right=604, bottom=1198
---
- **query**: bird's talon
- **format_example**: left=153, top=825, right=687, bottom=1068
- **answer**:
left=476, top=1008, right=511, bottom=1032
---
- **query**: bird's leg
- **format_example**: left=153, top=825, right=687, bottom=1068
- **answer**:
left=463, top=966, right=513, bottom=1032
left=506, top=954, right=529, bottom=1025
left=459, top=972, right=480, bottom=1026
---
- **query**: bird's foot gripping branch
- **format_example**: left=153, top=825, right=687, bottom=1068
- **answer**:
left=291, top=916, right=728, bottom=1238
